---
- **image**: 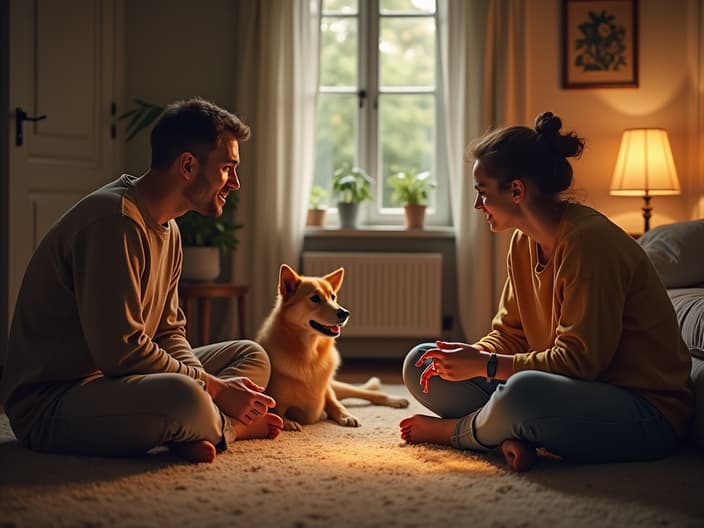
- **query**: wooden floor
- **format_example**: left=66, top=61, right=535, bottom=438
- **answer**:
left=336, top=358, right=405, bottom=384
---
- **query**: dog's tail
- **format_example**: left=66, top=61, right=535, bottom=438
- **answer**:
left=331, top=377, right=380, bottom=398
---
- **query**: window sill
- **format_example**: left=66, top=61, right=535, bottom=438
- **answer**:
left=305, top=225, right=455, bottom=239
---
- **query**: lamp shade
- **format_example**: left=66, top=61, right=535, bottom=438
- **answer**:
left=609, top=128, right=680, bottom=196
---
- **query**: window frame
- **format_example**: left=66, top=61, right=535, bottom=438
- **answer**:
left=318, top=0, right=450, bottom=227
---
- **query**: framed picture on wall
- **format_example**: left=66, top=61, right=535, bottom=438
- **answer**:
left=562, top=0, right=639, bottom=89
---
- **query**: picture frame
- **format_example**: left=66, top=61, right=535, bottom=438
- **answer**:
left=562, top=0, right=639, bottom=89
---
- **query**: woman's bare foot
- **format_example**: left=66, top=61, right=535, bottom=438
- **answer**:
left=399, top=414, right=460, bottom=446
left=232, top=412, right=284, bottom=441
left=501, top=439, right=536, bottom=472
left=171, top=439, right=217, bottom=463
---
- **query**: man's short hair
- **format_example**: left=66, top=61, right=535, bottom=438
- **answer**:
left=150, top=98, right=251, bottom=170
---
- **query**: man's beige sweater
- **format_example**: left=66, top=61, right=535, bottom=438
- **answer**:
left=0, top=175, right=206, bottom=440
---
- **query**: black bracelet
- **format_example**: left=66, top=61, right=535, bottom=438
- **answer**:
left=486, top=352, right=497, bottom=382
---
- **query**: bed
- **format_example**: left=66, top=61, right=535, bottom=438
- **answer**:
left=638, top=219, right=704, bottom=448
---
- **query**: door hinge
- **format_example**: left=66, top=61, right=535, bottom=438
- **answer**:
left=111, top=102, right=117, bottom=139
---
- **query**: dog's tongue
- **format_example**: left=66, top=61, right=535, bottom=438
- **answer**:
left=330, top=325, right=340, bottom=333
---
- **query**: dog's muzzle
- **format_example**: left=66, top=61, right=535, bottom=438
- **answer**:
left=309, top=307, right=350, bottom=337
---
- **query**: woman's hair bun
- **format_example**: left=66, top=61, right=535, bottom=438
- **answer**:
left=534, top=111, right=584, bottom=158
left=534, top=112, right=562, bottom=138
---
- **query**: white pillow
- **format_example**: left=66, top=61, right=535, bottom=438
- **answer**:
left=668, top=288, right=704, bottom=359
left=638, top=220, right=704, bottom=289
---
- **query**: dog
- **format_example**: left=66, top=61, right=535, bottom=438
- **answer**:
left=256, top=264, right=409, bottom=431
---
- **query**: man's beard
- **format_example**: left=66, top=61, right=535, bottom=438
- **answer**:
left=186, top=168, right=222, bottom=217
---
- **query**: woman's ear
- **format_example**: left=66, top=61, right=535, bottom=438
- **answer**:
left=510, top=179, right=526, bottom=203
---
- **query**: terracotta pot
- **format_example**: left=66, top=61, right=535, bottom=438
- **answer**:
left=306, top=208, right=327, bottom=227
left=181, top=246, right=220, bottom=282
left=404, top=204, right=426, bottom=229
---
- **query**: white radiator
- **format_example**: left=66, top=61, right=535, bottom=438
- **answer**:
left=302, top=252, right=442, bottom=338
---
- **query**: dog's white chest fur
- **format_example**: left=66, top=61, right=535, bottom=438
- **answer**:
left=265, top=336, right=340, bottom=425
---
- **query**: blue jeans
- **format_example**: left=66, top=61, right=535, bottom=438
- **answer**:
left=403, top=343, right=677, bottom=463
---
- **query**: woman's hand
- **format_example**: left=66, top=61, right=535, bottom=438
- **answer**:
left=416, top=341, right=486, bottom=393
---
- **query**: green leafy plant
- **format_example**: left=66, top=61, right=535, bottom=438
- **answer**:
left=119, top=98, right=242, bottom=252
left=387, top=170, right=436, bottom=206
left=176, top=194, right=243, bottom=252
left=119, top=99, right=164, bottom=141
left=332, top=164, right=374, bottom=204
left=309, top=185, right=329, bottom=209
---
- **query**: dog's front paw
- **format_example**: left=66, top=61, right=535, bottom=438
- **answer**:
left=337, top=414, right=361, bottom=427
left=387, top=397, right=410, bottom=409
left=283, top=418, right=303, bottom=432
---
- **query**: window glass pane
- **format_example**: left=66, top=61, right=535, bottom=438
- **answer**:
left=314, top=94, right=358, bottom=197
left=323, top=0, right=358, bottom=14
left=320, top=17, right=358, bottom=87
left=378, top=94, right=435, bottom=208
left=380, top=0, right=435, bottom=14
left=379, top=17, right=435, bottom=88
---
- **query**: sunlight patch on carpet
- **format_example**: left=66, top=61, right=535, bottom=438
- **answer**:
left=317, top=440, right=498, bottom=475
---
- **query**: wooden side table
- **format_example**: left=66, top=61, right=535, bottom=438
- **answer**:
left=178, top=282, right=249, bottom=345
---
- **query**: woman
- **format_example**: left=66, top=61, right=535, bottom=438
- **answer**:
left=399, top=112, right=693, bottom=472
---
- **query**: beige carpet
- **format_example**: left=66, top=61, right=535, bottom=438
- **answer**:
left=1, top=383, right=703, bottom=528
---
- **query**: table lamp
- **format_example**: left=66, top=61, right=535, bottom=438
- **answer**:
left=609, top=128, right=680, bottom=233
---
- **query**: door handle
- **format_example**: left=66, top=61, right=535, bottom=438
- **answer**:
left=15, top=107, right=47, bottom=146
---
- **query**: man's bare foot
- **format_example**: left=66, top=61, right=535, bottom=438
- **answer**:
left=399, top=414, right=460, bottom=446
left=171, top=439, right=217, bottom=463
left=232, top=413, right=284, bottom=441
left=501, top=439, right=536, bottom=472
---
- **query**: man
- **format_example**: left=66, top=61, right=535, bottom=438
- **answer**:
left=0, top=98, right=283, bottom=463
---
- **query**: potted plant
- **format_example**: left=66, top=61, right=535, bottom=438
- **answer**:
left=387, top=169, right=436, bottom=229
left=120, top=99, right=243, bottom=281
left=176, top=195, right=243, bottom=281
left=306, top=184, right=329, bottom=227
left=331, top=164, right=374, bottom=229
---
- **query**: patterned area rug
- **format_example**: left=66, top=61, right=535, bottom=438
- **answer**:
left=1, top=384, right=703, bottom=528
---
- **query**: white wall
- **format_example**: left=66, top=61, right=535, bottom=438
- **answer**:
left=525, top=0, right=703, bottom=233
left=123, top=0, right=241, bottom=174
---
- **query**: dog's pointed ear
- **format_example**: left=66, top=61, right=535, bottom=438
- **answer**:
left=279, top=264, right=301, bottom=297
left=323, top=267, right=344, bottom=293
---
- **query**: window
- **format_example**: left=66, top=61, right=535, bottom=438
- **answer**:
left=314, top=0, right=449, bottom=226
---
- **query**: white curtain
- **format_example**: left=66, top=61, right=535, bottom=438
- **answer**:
left=440, top=0, right=527, bottom=342
left=233, top=0, right=320, bottom=337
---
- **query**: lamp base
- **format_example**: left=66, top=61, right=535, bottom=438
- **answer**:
left=642, top=195, right=652, bottom=233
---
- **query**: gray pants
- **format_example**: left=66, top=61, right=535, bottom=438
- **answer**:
left=24, top=340, right=270, bottom=456
left=404, top=343, right=677, bottom=462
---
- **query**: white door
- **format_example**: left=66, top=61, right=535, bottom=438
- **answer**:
left=8, top=0, right=123, bottom=321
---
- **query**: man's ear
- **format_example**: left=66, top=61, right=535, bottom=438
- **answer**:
left=179, top=152, right=198, bottom=182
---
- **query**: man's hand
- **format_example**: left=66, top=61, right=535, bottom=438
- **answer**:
left=416, top=341, right=486, bottom=392
left=205, top=374, right=276, bottom=425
